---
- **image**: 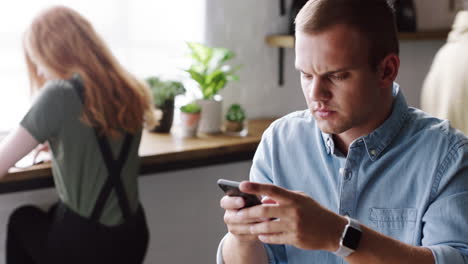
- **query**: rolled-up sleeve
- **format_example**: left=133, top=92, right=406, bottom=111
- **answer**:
left=216, top=234, right=228, bottom=264
left=422, top=139, right=468, bottom=263
left=216, top=234, right=284, bottom=264
left=426, top=245, right=468, bottom=263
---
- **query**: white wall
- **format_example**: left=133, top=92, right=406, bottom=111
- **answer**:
left=397, top=40, right=446, bottom=108
left=205, top=0, right=306, bottom=119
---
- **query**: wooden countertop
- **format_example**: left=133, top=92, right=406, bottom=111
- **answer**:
left=0, top=119, right=275, bottom=194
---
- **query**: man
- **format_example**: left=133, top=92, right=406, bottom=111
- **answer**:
left=217, top=0, right=468, bottom=263
left=421, top=4, right=468, bottom=135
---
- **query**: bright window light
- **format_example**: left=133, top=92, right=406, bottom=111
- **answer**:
left=0, top=0, right=205, bottom=133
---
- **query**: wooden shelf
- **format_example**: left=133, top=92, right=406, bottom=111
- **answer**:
left=397, top=30, right=450, bottom=41
left=265, top=35, right=295, bottom=48
left=265, top=30, right=450, bottom=48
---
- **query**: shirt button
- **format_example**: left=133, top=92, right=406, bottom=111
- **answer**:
left=339, top=168, right=345, bottom=176
left=344, top=171, right=352, bottom=180
left=370, top=149, right=377, bottom=156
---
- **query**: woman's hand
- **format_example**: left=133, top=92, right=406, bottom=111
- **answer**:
left=32, top=142, right=50, bottom=164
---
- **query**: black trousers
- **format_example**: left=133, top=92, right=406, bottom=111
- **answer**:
left=6, top=203, right=149, bottom=264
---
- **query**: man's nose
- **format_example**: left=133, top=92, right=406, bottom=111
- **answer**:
left=308, top=78, right=330, bottom=102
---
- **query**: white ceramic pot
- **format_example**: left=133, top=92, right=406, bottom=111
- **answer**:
left=197, top=96, right=223, bottom=134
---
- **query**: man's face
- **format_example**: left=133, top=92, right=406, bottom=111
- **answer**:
left=295, top=24, right=384, bottom=136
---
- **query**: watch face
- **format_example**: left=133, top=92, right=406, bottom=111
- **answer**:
left=343, top=226, right=362, bottom=250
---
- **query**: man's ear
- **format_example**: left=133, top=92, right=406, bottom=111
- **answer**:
left=378, top=53, right=400, bottom=89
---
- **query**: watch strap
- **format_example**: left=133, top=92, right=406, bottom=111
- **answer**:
left=334, top=216, right=362, bottom=258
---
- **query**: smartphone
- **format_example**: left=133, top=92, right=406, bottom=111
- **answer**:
left=217, top=179, right=262, bottom=208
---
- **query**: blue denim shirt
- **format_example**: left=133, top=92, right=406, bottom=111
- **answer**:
left=217, top=84, right=468, bottom=264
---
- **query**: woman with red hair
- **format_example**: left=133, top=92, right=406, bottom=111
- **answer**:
left=0, top=5, right=156, bottom=264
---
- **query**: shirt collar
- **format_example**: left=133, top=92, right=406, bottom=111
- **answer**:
left=322, top=83, right=409, bottom=160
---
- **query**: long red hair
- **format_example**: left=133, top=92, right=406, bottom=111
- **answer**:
left=23, top=5, right=156, bottom=138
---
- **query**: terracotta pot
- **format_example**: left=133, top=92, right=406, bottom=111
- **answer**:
left=225, top=121, right=244, bottom=132
left=180, top=112, right=201, bottom=137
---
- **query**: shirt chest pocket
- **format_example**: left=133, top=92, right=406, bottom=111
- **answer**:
left=369, top=208, right=417, bottom=244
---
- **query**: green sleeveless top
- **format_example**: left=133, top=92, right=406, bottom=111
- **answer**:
left=20, top=77, right=141, bottom=226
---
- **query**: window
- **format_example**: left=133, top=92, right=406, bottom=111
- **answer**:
left=0, top=0, right=205, bottom=133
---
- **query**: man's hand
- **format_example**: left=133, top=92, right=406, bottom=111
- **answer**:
left=238, top=181, right=347, bottom=252
left=220, top=188, right=271, bottom=263
left=220, top=193, right=263, bottom=243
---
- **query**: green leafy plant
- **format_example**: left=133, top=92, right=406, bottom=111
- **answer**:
left=185, top=42, right=240, bottom=100
left=146, top=76, right=186, bottom=107
left=180, top=102, right=202, bottom=114
left=225, top=104, right=246, bottom=122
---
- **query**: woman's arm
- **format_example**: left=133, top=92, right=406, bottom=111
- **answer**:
left=0, top=126, right=39, bottom=178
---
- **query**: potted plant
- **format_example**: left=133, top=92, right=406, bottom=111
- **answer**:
left=179, top=102, right=202, bottom=137
left=185, top=42, right=240, bottom=134
left=146, top=76, right=185, bottom=133
left=225, top=103, right=246, bottom=133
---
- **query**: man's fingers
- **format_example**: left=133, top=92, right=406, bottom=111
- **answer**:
left=224, top=210, right=248, bottom=225
left=220, top=195, right=245, bottom=210
left=250, top=219, right=286, bottom=235
left=226, top=223, right=253, bottom=236
left=224, top=209, right=266, bottom=225
left=257, top=233, right=289, bottom=245
left=237, top=203, right=282, bottom=220
left=261, top=196, right=277, bottom=204
left=240, top=181, right=295, bottom=204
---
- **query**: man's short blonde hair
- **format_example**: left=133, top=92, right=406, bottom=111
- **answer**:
left=295, top=0, right=399, bottom=70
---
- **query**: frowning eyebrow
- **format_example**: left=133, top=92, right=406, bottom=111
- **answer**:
left=295, top=66, right=355, bottom=76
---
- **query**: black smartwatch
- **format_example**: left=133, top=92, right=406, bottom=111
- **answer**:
left=334, top=216, right=362, bottom=257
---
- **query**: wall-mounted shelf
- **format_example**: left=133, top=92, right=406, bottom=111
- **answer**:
left=266, top=35, right=295, bottom=48
left=266, top=35, right=294, bottom=48
left=397, top=30, right=451, bottom=41
left=266, top=30, right=450, bottom=48
left=266, top=29, right=451, bottom=85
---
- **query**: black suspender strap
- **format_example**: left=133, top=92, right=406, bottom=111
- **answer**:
left=72, top=76, right=85, bottom=103
left=70, top=76, right=134, bottom=222
left=90, top=132, right=133, bottom=221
